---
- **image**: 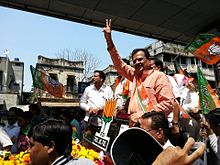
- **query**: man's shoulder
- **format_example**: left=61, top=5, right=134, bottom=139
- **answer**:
left=85, top=84, right=94, bottom=90
left=151, top=70, right=167, bottom=77
left=101, top=84, right=113, bottom=91
left=65, top=158, right=95, bottom=165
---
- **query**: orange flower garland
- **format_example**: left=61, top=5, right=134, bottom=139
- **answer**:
left=0, top=141, right=104, bottom=165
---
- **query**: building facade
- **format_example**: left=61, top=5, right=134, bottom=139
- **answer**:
left=0, top=57, right=24, bottom=110
left=35, top=56, right=84, bottom=107
left=146, top=41, right=216, bottom=87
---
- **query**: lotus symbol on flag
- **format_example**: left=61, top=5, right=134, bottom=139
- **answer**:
left=208, top=42, right=220, bottom=56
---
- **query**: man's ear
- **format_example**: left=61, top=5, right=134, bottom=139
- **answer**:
left=47, top=141, right=55, bottom=154
left=157, top=128, right=164, bottom=139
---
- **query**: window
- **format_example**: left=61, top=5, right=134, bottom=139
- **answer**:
left=163, top=55, right=172, bottom=62
left=190, top=58, right=194, bottom=64
left=66, top=75, right=76, bottom=93
left=180, top=57, right=186, bottom=64
left=49, top=73, right=58, bottom=81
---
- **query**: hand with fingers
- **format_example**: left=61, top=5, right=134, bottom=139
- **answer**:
left=103, top=19, right=112, bottom=34
left=103, top=19, right=114, bottom=50
left=152, top=137, right=206, bottom=165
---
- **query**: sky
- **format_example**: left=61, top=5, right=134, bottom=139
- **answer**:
left=0, top=6, right=156, bottom=92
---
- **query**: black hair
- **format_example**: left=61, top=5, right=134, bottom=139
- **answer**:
left=151, top=57, right=164, bottom=72
left=21, top=111, right=33, bottom=120
left=205, top=108, right=220, bottom=127
left=141, top=111, right=169, bottom=137
left=122, top=58, right=130, bottom=65
left=131, top=48, right=150, bottom=60
left=94, top=70, right=106, bottom=82
left=29, top=119, right=72, bottom=156
left=8, top=107, right=23, bottom=116
left=29, top=104, right=41, bottom=114
left=74, top=106, right=86, bottom=122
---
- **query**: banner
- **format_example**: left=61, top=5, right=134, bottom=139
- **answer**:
left=30, top=65, right=64, bottom=98
left=186, top=34, right=220, bottom=65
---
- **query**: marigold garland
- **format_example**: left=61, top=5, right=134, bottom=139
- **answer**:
left=0, top=141, right=104, bottom=165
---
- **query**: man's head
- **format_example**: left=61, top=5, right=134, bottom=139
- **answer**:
left=92, top=70, right=106, bottom=85
left=139, top=111, right=169, bottom=145
left=18, top=111, right=32, bottom=128
left=150, top=57, right=164, bottom=71
left=131, top=48, right=151, bottom=73
left=205, top=108, right=220, bottom=136
left=7, top=107, right=23, bottom=125
left=28, top=119, right=72, bottom=165
left=29, top=104, right=41, bottom=115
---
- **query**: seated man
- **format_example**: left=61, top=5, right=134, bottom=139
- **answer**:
left=138, top=111, right=172, bottom=148
left=28, top=119, right=95, bottom=165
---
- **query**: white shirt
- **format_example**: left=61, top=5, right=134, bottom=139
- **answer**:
left=80, top=84, right=113, bottom=112
left=208, top=133, right=219, bottom=154
left=4, top=122, right=20, bottom=139
left=163, top=139, right=174, bottom=149
left=182, top=88, right=199, bottom=113
left=0, top=127, right=13, bottom=150
left=167, top=75, right=181, bottom=99
left=4, top=122, right=20, bottom=153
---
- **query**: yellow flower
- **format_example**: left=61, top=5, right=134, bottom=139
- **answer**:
left=0, top=140, right=103, bottom=165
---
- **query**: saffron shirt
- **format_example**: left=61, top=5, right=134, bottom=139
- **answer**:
left=108, top=47, right=174, bottom=118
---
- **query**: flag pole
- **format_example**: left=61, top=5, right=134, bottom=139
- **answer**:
left=173, top=54, right=180, bottom=61
left=200, top=113, right=207, bottom=165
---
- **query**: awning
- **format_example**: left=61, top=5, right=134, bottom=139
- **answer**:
left=41, top=102, right=79, bottom=107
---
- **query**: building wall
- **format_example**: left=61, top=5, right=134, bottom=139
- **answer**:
left=11, top=60, right=24, bottom=96
left=0, top=93, right=19, bottom=110
left=0, top=57, right=24, bottom=110
left=0, top=57, right=15, bottom=92
left=103, top=65, right=118, bottom=87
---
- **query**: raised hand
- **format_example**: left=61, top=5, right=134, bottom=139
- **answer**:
left=152, top=138, right=205, bottom=165
left=103, top=19, right=114, bottom=49
left=103, top=19, right=111, bottom=34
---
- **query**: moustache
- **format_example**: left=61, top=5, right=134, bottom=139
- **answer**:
left=135, top=64, right=143, bottom=68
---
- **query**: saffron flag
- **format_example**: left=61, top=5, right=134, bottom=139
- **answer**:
left=186, top=34, right=220, bottom=65
left=197, top=67, right=220, bottom=114
left=30, top=65, right=64, bottom=98
left=173, top=60, right=194, bottom=85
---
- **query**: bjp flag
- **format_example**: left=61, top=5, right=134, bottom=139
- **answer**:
left=30, top=65, right=64, bottom=98
left=197, top=67, right=220, bottom=114
left=186, top=34, right=220, bottom=65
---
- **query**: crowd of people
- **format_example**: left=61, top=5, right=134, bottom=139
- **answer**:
left=0, top=19, right=220, bottom=165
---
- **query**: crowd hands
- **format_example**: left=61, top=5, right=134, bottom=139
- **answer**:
left=0, top=18, right=220, bottom=165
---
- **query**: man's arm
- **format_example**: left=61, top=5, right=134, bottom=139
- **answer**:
left=79, top=88, right=90, bottom=112
left=154, top=73, right=175, bottom=116
left=103, top=19, right=134, bottom=81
